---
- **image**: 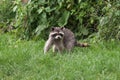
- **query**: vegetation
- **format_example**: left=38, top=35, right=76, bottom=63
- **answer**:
left=0, top=0, right=15, bottom=31
left=0, top=34, right=120, bottom=80
left=0, top=0, right=120, bottom=40
left=0, top=0, right=120, bottom=80
left=98, top=0, right=120, bottom=40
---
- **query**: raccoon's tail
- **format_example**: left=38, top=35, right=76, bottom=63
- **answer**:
left=75, top=41, right=89, bottom=47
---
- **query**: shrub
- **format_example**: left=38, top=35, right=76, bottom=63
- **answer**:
left=11, top=0, right=120, bottom=40
left=98, top=0, right=120, bottom=40
left=12, top=0, right=103, bottom=40
left=0, top=0, right=15, bottom=33
left=0, top=0, right=15, bottom=28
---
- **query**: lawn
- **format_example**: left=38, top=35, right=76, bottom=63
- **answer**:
left=0, top=34, right=120, bottom=80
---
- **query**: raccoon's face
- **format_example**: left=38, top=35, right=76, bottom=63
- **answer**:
left=50, top=27, right=65, bottom=40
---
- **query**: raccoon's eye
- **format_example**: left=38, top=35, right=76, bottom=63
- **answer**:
left=59, top=34, right=64, bottom=37
left=52, top=34, right=57, bottom=37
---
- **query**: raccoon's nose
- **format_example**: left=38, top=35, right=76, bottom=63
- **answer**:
left=55, top=35, right=61, bottom=39
left=58, top=36, right=61, bottom=39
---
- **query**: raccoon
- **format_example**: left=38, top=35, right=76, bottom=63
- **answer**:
left=44, top=27, right=89, bottom=54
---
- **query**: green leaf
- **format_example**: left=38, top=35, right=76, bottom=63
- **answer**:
left=78, top=0, right=81, bottom=3
left=35, top=24, right=47, bottom=36
left=13, top=5, right=17, bottom=12
left=37, top=7, right=44, bottom=14
left=90, top=18, right=94, bottom=24
left=81, top=27, right=89, bottom=35
left=45, top=7, right=56, bottom=12
left=38, top=0, right=45, bottom=4
left=39, top=12, right=47, bottom=23
left=58, top=10, right=70, bottom=26
left=35, top=12, right=48, bottom=36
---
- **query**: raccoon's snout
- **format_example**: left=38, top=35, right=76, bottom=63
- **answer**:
left=55, top=35, right=62, bottom=39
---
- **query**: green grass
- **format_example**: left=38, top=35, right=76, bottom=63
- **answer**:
left=0, top=34, right=120, bottom=80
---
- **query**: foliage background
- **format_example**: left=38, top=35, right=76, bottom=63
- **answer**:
left=0, top=0, right=120, bottom=40
left=0, top=1, right=120, bottom=79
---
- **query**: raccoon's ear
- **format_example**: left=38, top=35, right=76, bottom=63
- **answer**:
left=51, top=27, right=54, bottom=31
left=61, top=27, right=65, bottom=30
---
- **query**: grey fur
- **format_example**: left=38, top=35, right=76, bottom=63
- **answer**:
left=44, top=27, right=88, bottom=54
